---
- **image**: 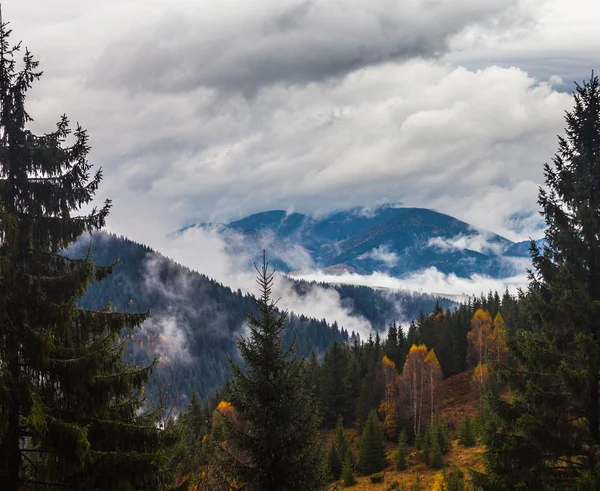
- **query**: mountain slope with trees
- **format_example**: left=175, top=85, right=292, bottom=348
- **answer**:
left=67, top=232, right=452, bottom=403
left=182, top=206, right=543, bottom=279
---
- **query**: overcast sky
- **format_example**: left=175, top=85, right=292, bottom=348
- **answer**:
left=6, top=0, right=600, bottom=247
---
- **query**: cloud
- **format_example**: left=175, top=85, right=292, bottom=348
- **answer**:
left=291, top=267, right=529, bottom=299
left=3, top=0, right=587, bottom=251
left=137, top=226, right=376, bottom=340
left=88, top=0, right=529, bottom=95
left=427, top=233, right=508, bottom=255
left=140, top=314, right=191, bottom=364
left=357, top=244, right=399, bottom=267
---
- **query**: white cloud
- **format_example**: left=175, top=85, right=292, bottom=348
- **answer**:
left=357, top=244, right=399, bottom=267
left=291, top=268, right=529, bottom=298
left=427, top=233, right=508, bottom=255
left=1, top=0, right=579, bottom=248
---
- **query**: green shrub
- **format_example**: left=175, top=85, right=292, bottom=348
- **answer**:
left=446, top=467, right=466, bottom=491
left=370, top=472, right=384, bottom=483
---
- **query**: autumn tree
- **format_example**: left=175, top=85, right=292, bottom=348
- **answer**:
left=466, top=309, right=493, bottom=368
left=490, top=312, right=508, bottom=365
left=0, top=15, right=169, bottom=490
left=424, top=349, right=443, bottom=425
left=478, top=74, right=600, bottom=490
left=379, top=355, right=402, bottom=439
left=215, top=255, right=328, bottom=490
left=401, top=344, right=428, bottom=437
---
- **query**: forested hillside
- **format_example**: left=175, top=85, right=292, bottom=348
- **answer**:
left=68, top=232, right=452, bottom=402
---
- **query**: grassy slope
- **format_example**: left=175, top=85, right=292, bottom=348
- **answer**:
left=334, top=369, right=488, bottom=490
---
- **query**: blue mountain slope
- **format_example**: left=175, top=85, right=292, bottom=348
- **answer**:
left=181, top=205, right=537, bottom=278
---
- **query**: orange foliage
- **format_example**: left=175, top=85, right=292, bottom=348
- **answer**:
left=467, top=309, right=493, bottom=367
left=382, top=355, right=396, bottom=370
left=380, top=355, right=402, bottom=438
left=216, top=400, right=235, bottom=419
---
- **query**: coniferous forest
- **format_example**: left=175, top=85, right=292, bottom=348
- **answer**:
left=1, top=11, right=600, bottom=491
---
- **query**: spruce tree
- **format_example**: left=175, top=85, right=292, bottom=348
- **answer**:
left=458, top=416, right=475, bottom=447
left=341, top=455, right=357, bottom=487
left=333, top=416, right=354, bottom=468
left=0, top=15, right=168, bottom=490
left=479, top=73, right=600, bottom=489
left=215, top=254, right=328, bottom=490
left=396, top=428, right=408, bottom=471
left=358, top=410, right=386, bottom=475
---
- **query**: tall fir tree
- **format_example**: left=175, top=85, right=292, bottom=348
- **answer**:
left=0, top=14, right=169, bottom=491
left=358, top=410, right=386, bottom=475
left=215, top=254, right=328, bottom=490
left=478, top=73, right=600, bottom=490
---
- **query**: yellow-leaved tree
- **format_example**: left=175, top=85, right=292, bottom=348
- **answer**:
left=467, top=309, right=493, bottom=368
left=401, top=344, right=428, bottom=437
left=425, top=349, right=443, bottom=425
left=490, top=312, right=509, bottom=365
left=379, top=355, right=402, bottom=439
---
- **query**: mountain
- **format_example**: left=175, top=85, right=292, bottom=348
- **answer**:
left=68, top=232, right=453, bottom=403
left=183, top=205, right=538, bottom=278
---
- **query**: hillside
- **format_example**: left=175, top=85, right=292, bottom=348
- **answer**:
left=68, top=232, right=453, bottom=403
left=182, top=205, right=539, bottom=279
left=331, top=370, right=487, bottom=490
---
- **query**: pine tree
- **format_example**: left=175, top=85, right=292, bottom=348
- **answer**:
left=333, top=417, right=354, bottom=468
left=341, top=455, right=357, bottom=487
left=479, top=73, right=600, bottom=490
left=0, top=15, right=169, bottom=490
left=329, top=447, right=343, bottom=480
left=396, top=428, right=408, bottom=471
left=358, top=410, right=386, bottom=475
left=458, top=416, right=475, bottom=447
left=429, top=437, right=443, bottom=469
left=215, top=254, right=328, bottom=490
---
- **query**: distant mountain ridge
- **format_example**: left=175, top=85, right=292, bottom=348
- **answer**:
left=181, top=205, right=544, bottom=279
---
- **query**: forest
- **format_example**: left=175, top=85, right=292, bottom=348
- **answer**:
left=1, top=11, right=600, bottom=491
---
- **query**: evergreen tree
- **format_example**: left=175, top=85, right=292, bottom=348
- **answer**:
left=0, top=16, right=169, bottom=490
left=341, top=455, right=357, bottom=487
left=396, top=428, right=408, bottom=471
left=436, top=421, right=449, bottom=454
left=429, top=437, right=443, bottom=469
left=358, top=410, right=386, bottom=475
left=329, top=447, right=343, bottom=481
left=480, top=73, right=600, bottom=490
left=458, top=416, right=476, bottom=447
left=333, top=417, right=354, bottom=467
left=215, top=254, right=328, bottom=490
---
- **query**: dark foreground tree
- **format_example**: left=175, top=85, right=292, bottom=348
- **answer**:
left=214, top=254, right=329, bottom=490
left=477, top=73, right=600, bottom=490
left=0, top=14, right=169, bottom=490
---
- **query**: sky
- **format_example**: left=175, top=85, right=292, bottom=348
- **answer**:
left=5, top=0, right=600, bottom=248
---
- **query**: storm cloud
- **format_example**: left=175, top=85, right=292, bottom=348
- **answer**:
left=4, top=0, right=597, bottom=258
left=89, top=0, right=531, bottom=95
